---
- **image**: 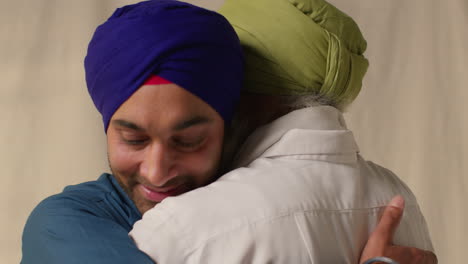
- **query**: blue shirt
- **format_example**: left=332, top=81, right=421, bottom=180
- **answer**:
left=21, top=173, right=154, bottom=264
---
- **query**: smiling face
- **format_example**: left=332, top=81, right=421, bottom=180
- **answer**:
left=107, top=83, right=225, bottom=214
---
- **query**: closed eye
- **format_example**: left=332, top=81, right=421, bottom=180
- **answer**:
left=172, top=136, right=205, bottom=150
left=120, top=133, right=149, bottom=146
left=123, top=138, right=148, bottom=145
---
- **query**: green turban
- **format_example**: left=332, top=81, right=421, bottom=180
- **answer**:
left=219, top=0, right=369, bottom=107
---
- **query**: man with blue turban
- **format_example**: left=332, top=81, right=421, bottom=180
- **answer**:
left=22, top=0, right=436, bottom=263
left=22, top=1, right=243, bottom=263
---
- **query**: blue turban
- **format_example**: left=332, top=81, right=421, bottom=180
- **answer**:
left=84, top=0, right=244, bottom=131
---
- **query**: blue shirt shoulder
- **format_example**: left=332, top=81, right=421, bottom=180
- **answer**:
left=21, top=173, right=154, bottom=264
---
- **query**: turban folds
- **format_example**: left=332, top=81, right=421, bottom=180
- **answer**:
left=219, top=0, right=369, bottom=107
left=85, top=0, right=244, bottom=131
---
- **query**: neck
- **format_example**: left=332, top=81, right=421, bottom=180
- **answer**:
left=220, top=92, right=290, bottom=172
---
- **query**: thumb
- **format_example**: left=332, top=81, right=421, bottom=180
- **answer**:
left=371, top=195, right=405, bottom=246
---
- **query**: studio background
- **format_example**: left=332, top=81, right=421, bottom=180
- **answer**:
left=1, top=0, right=466, bottom=263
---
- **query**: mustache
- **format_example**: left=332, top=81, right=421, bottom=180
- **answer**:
left=130, top=172, right=195, bottom=190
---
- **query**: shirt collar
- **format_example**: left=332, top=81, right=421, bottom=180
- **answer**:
left=232, top=106, right=359, bottom=167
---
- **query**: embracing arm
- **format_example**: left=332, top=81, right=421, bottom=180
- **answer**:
left=360, top=196, right=437, bottom=264
left=21, top=196, right=154, bottom=264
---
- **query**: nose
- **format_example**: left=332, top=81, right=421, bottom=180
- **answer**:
left=139, top=142, right=177, bottom=186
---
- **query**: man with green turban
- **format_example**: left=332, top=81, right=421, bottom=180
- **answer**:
left=130, top=0, right=435, bottom=263
left=222, top=0, right=369, bottom=108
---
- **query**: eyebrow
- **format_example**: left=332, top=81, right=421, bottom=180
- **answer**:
left=112, top=116, right=211, bottom=132
left=173, top=116, right=211, bottom=131
left=112, top=119, right=145, bottom=132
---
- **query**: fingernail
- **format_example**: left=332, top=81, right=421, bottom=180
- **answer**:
left=389, top=195, right=405, bottom=209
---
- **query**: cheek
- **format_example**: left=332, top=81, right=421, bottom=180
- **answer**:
left=178, top=131, right=224, bottom=183
left=108, top=139, right=140, bottom=176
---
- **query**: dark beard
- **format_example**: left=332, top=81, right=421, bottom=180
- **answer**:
left=219, top=113, right=254, bottom=174
left=108, top=164, right=205, bottom=214
left=107, top=148, right=222, bottom=214
left=110, top=168, right=157, bottom=214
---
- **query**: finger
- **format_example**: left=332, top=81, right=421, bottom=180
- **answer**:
left=424, top=250, right=438, bottom=264
left=372, top=195, right=405, bottom=245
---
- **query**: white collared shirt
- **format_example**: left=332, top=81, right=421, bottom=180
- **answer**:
left=130, top=106, right=433, bottom=264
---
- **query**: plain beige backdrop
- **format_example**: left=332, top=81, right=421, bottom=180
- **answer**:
left=1, top=0, right=466, bottom=263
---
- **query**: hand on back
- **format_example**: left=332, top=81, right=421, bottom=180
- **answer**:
left=360, top=196, right=437, bottom=264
